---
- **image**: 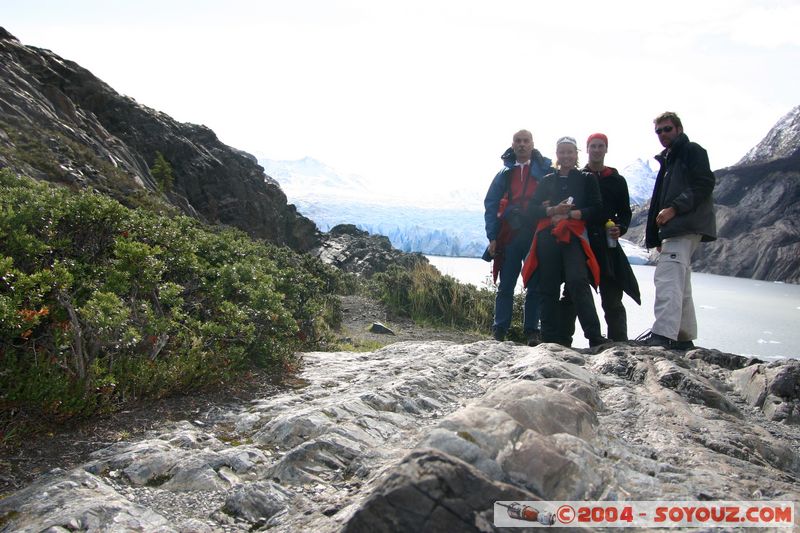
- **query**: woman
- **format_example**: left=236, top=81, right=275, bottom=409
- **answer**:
left=521, top=136, right=606, bottom=347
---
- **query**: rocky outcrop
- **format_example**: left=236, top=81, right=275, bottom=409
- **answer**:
left=0, top=28, right=319, bottom=251
left=692, top=150, right=800, bottom=282
left=2, top=341, right=799, bottom=531
left=314, top=224, right=428, bottom=277
left=626, top=105, right=800, bottom=283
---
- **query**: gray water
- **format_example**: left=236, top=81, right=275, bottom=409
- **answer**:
left=426, top=255, right=800, bottom=360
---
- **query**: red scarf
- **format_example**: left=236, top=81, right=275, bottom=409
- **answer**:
left=491, top=164, right=538, bottom=283
left=521, top=218, right=600, bottom=288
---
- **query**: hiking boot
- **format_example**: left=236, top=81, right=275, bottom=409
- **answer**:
left=674, top=339, right=695, bottom=350
left=589, top=336, right=609, bottom=347
left=525, top=329, right=542, bottom=347
left=492, top=328, right=507, bottom=342
left=635, top=330, right=674, bottom=348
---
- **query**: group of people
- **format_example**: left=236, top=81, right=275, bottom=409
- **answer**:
left=483, top=111, right=717, bottom=350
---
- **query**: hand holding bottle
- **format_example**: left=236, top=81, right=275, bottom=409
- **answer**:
left=548, top=196, right=574, bottom=217
left=605, top=219, right=619, bottom=248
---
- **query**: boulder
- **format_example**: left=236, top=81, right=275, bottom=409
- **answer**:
left=732, top=359, right=800, bottom=423
left=314, top=224, right=427, bottom=277
left=369, top=322, right=396, bottom=335
left=341, top=449, right=539, bottom=533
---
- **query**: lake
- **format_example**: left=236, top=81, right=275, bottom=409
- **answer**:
left=425, top=255, right=800, bottom=360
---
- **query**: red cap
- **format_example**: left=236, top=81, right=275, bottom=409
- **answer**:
left=586, top=133, right=608, bottom=147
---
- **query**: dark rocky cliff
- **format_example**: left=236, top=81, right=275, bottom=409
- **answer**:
left=0, top=28, right=319, bottom=251
left=626, top=106, right=800, bottom=283
left=693, top=151, right=800, bottom=282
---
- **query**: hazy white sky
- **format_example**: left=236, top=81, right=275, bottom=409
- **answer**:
left=4, top=0, right=799, bottom=199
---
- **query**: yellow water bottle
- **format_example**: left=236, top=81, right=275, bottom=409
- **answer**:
left=605, top=219, right=617, bottom=248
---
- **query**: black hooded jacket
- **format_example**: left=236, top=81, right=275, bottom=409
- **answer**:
left=583, top=165, right=640, bottom=305
left=645, top=133, right=717, bottom=248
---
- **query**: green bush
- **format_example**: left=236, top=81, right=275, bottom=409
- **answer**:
left=0, top=170, right=344, bottom=422
left=366, top=262, right=494, bottom=332
left=365, top=261, right=529, bottom=341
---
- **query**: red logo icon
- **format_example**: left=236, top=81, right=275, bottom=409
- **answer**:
left=557, top=505, right=576, bottom=524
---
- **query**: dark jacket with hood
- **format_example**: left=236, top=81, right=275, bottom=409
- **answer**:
left=524, top=168, right=602, bottom=224
left=484, top=147, right=552, bottom=242
left=583, top=165, right=640, bottom=305
left=646, top=133, right=717, bottom=248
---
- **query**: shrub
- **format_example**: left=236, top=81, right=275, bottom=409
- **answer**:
left=0, top=170, right=342, bottom=423
left=367, top=263, right=496, bottom=332
left=365, top=261, right=530, bottom=341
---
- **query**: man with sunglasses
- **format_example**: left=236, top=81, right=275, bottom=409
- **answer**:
left=639, top=112, right=716, bottom=350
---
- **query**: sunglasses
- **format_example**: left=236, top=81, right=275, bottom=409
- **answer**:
left=655, top=125, right=674, bottom=135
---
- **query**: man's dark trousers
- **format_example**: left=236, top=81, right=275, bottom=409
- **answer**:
left=493, top=230, right=540, bottom=336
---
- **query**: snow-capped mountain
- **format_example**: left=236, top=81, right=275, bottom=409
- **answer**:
left=737, top=105, right=800, bottom=166
left=621, top=158, right=657, bottom=205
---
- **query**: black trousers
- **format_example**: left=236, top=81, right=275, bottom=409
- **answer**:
left=534, top=230, right=602, bottom=343
left=560, top=275, right=628, bottom=345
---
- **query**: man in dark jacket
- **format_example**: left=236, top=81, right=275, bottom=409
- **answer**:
left=639, top=112, right=716, bottom=349
left=559, top=133, right=641, bottom=345
left=483, top=129, right=552, bottom=344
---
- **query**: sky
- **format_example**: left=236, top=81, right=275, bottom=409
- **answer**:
left=4, top=0, right=799, bottom=201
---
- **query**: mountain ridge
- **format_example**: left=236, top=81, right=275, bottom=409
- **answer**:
left=0, top=27, right=429, bottom=279
left=0, top=28, right=319, bottom=251
left=737, top=105, right=800, bottom=167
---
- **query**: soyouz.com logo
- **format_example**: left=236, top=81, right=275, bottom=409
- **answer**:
left=493, top=501, right=795, bottom=528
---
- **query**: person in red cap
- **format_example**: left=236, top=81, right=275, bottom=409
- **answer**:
left=558, top=133, right=641, bottom=345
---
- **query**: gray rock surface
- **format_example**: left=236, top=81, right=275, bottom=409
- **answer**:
left=341, top=449, right=537, bottom=533
left=2, top=341, right=799, bottom=532
left=732, top=359, right=800, bottom=423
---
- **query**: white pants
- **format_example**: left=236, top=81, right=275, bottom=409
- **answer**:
left=652, top=234, right=701, bottom=341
